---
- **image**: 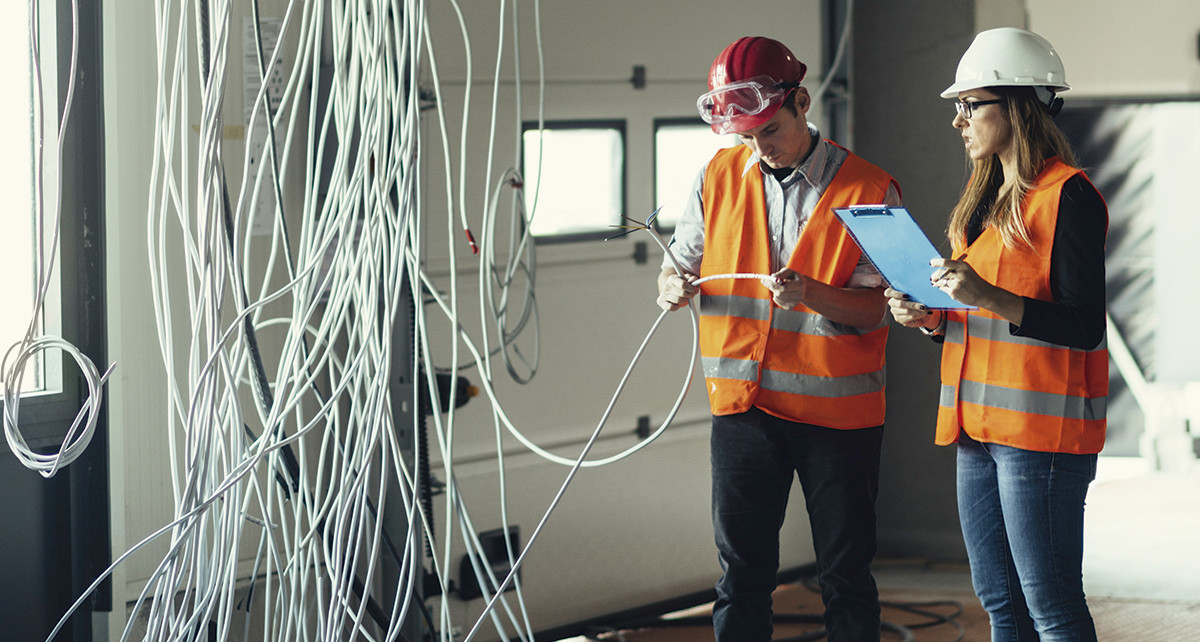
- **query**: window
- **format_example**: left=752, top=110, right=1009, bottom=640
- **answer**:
left=0, top=4, right=47, bottom=393
left=653, top=118, right=739, bottom=231
left=521, top=121, right=625, bottom=241
left=0, top=0, right=106, bottom=458
left=0, top=1, right=111, bottom=637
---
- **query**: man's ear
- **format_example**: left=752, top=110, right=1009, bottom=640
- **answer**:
left=794, top=87, right=811, bottom=114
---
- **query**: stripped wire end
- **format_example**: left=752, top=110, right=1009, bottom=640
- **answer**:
left=644, top=205, right=664, bottom=228
left=605, top=207, right=663, bottom=241
left=604, top=219, right=648, bottom=241
left=604, top=225, right=642, bottom=241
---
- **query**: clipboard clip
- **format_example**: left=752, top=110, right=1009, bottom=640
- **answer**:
left=848, top=206, right=892, bottom=217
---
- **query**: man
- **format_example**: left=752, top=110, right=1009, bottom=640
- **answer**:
left=656, top=36, right=901, bottom=642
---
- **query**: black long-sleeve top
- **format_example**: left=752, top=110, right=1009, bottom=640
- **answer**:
left=965, top=173, right=1107, bottom=350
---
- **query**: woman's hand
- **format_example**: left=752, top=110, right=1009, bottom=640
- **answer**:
left=929, top=258, right=1026, bottom=326
left=930, top=258, right=988, bottom=307
left=885, top=287, right=942, bottom=330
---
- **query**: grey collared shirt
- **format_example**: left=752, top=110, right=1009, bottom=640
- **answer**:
left=664, top=124, right=901, bottom=287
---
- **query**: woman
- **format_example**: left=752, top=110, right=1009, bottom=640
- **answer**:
left=886, top=28, right=1108, bottom=640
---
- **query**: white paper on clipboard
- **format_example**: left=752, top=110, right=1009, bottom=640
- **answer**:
left=832, top=205, right=976, bottom=310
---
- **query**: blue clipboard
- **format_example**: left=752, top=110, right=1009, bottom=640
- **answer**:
left=832, top=205, right=975, bottom=310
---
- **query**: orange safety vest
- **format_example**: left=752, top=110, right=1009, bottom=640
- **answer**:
left=937, top=157, right=1108, bottom=453
left=698, top=143, right=897, bottom=429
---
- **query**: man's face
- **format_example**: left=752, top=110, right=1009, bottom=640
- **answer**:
left=735, top=89, right=812, bottom=170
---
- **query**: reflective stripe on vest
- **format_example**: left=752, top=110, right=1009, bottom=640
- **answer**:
left=698, top=143, right=896, bottom=428
left=936, top=158, right=1108, bottom=453
left=939, top=380, right=1107, bottom=422
left=701, top=359, right=885, bottom=398
left=700, top=293, right=886, bottom=398
left=700, top=294, right=877, bottom=336
left=941, top=316, right=1107, bottom=421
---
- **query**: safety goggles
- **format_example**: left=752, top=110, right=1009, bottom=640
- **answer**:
left=697, top=76, right=798, bottom=131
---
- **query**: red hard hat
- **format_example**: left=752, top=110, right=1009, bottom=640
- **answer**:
left=703, top=37, right=807, bottom=133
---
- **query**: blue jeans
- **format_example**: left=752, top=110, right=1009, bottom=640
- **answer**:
left=957, top=431, right=1098, bottom=641
left=711, top=407, right=883, bottom=642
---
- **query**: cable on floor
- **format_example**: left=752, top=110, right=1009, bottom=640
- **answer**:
left=794, top=574, right=967, bottom=642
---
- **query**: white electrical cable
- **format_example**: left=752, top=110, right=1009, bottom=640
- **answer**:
left=2, top=0, right=117, bottom=479
left=2, top=338, right=116, bottom=476
left=695, top=272, right=776, bottom=286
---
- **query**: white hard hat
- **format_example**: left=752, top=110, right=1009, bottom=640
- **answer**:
left=941, top=27, right=1070, bottom=98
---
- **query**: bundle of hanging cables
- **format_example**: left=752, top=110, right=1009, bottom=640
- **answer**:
left=20, top=0, right=728, bottom=640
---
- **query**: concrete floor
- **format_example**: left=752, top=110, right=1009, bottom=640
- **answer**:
left=557, top=456, right=1200, bottom=640
left=1083, top=457, right=1200, bottom=602
left=874, top=455, right=1200, bottom=602
left=871, top=457, right=1200, bottom=640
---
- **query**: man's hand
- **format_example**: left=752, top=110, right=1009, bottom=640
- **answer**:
left=765, top=268, right=887, bottom=328
left=760, top=268, right=809, bottom=310
left=657, top=269, right=699, bottom=311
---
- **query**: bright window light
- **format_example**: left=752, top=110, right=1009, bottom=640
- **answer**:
left=522, top=123, right=624, bottom=240
left=0, top=4, right=43, bottom=393
left=654, top=120, right=739, bottom=230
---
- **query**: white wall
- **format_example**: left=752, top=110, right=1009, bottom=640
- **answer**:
left=1030, top=0, right=1200, bottom=96
left=416, top=1, right=830, bottom=635
left=415, top=0, right=829, bottom=460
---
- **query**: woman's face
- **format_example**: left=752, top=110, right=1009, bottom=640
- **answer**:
left=953, top=89, right=1013, bottom=163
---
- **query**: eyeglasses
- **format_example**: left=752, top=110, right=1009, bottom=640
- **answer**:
left=697, top=75, right=798, bottom=134
left=954, top=99, right=1004, bottom=119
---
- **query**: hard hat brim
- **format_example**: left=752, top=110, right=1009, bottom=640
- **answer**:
left=940, top=79, right=1071, bottom=99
